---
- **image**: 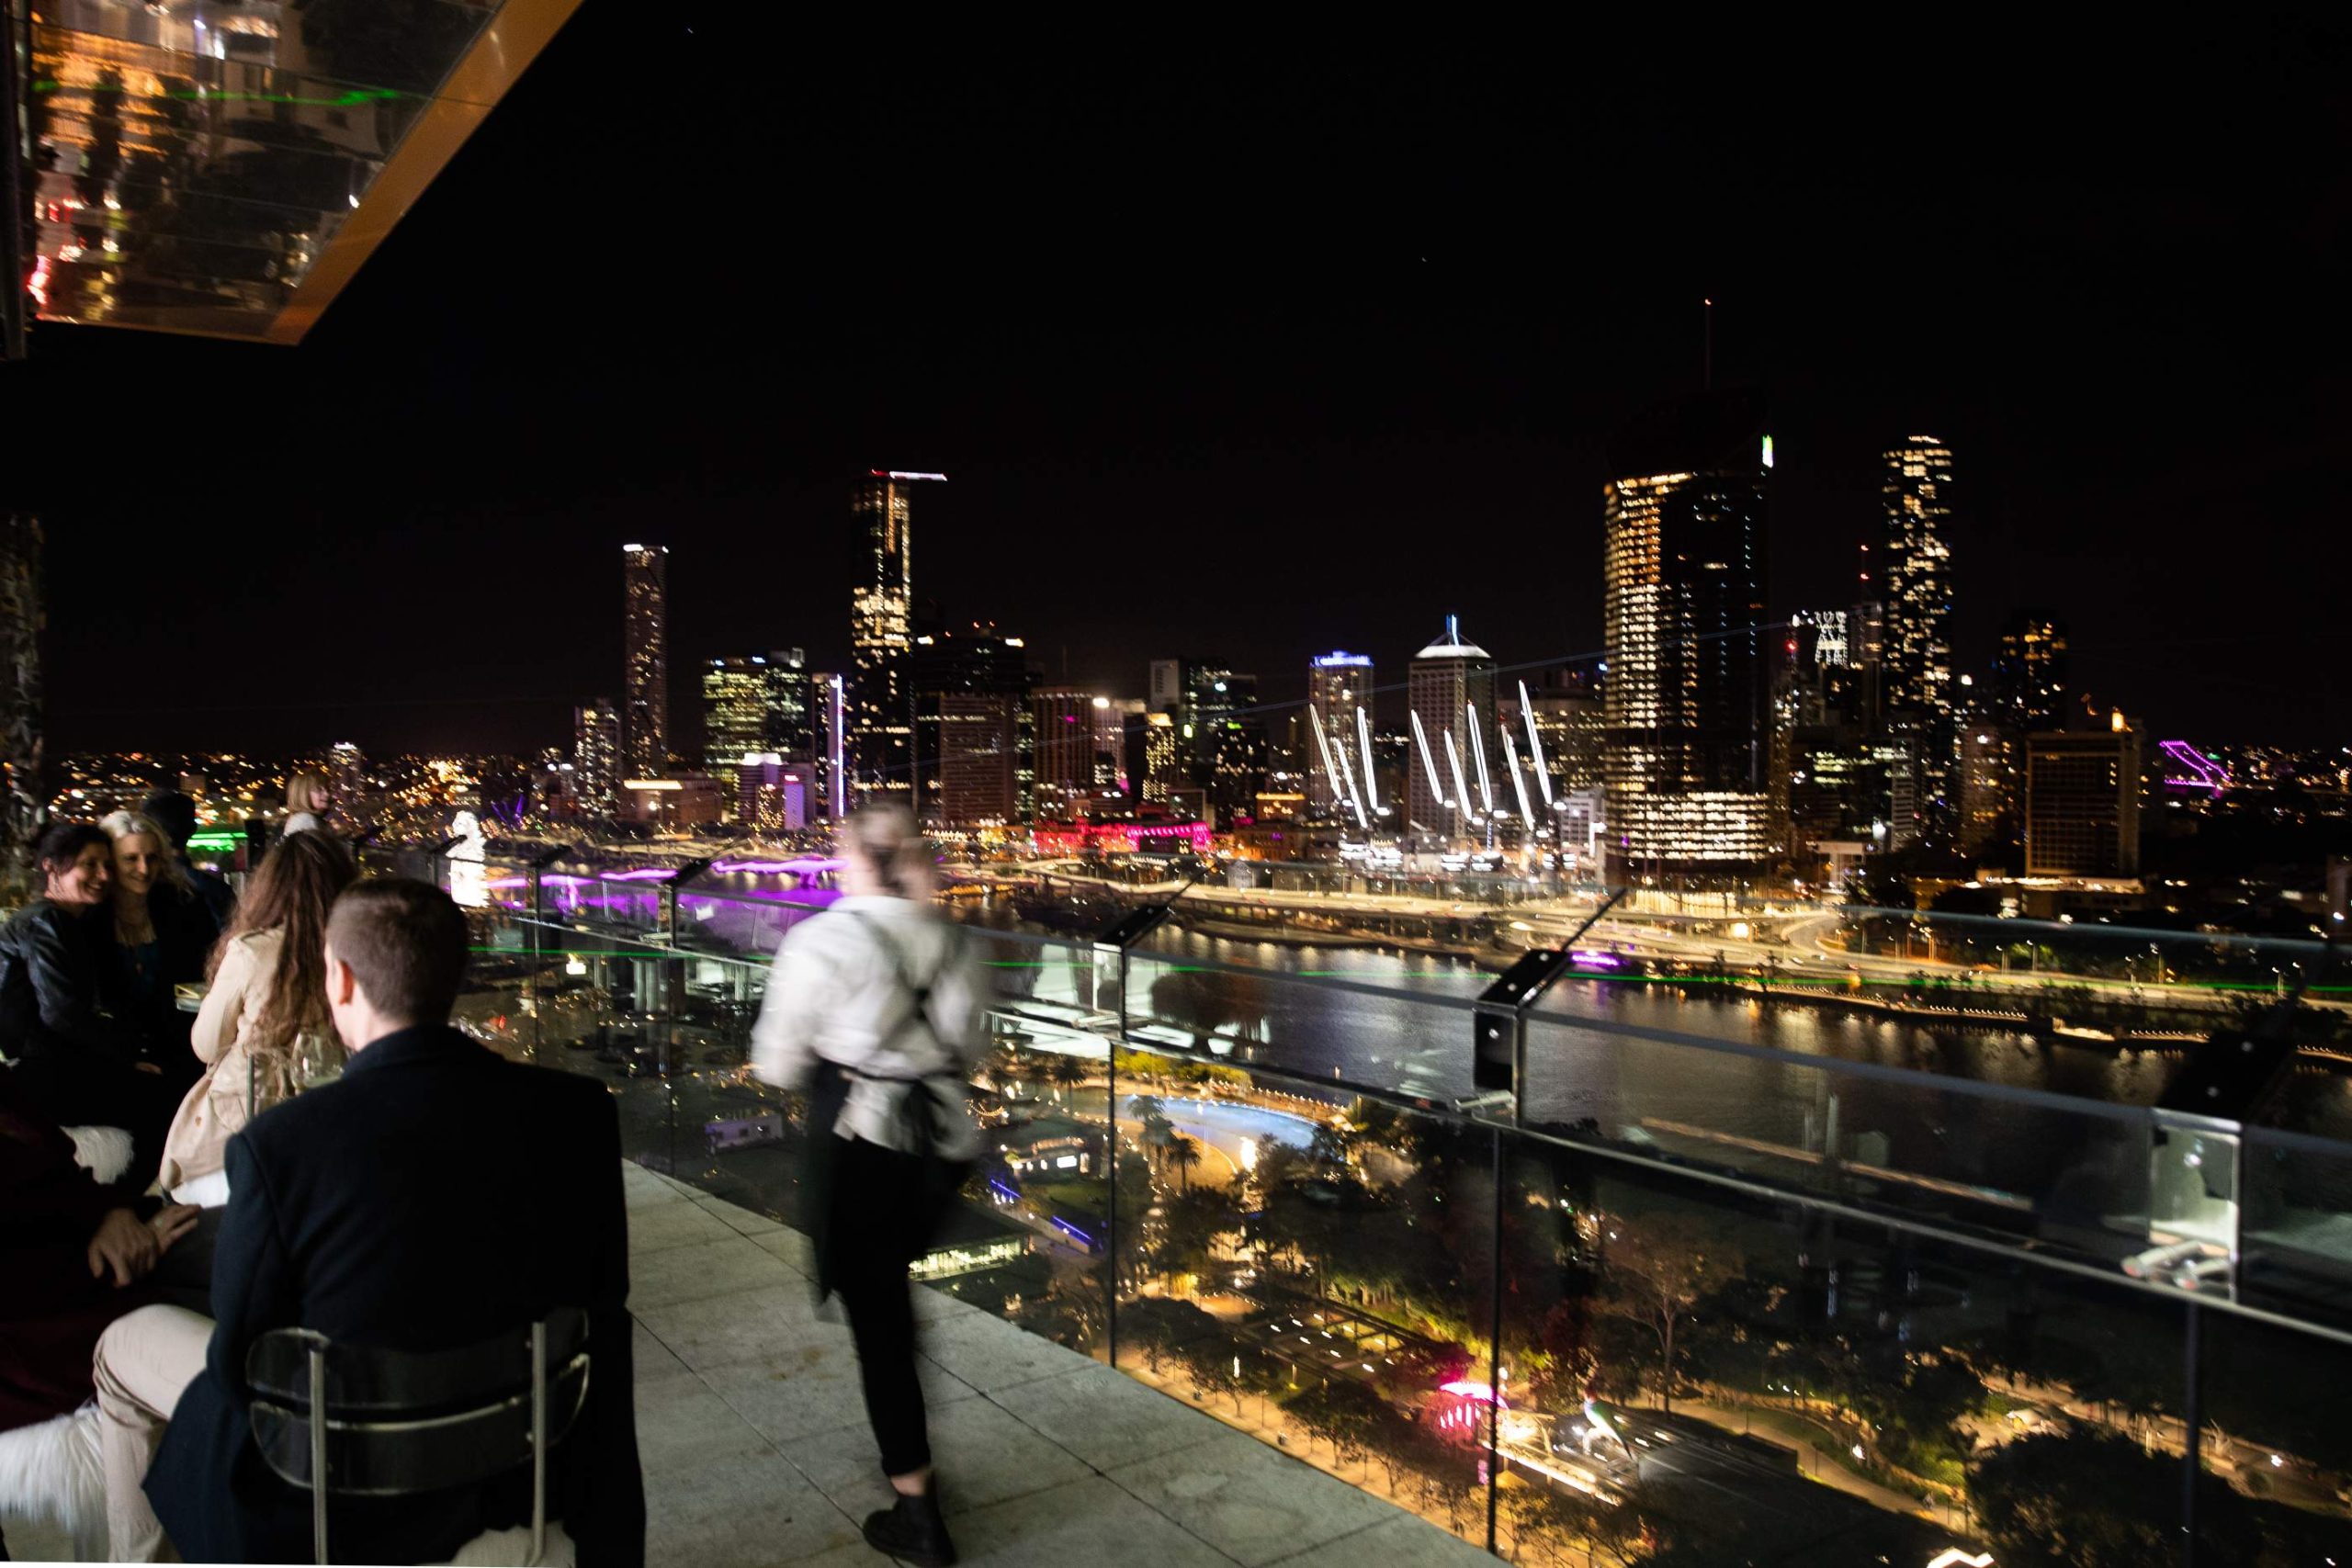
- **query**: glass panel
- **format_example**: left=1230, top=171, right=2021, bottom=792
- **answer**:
left=1107, top=1036, right=1498, bottom=1551
left=1499, top=1122, right=2196, bottom=1565
left=2195, top=1310, right=2352, bottom=1562
left=2240, top=1125, right=2352, bottom=1330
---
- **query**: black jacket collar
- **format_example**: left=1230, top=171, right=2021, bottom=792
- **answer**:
left=344, top=1022, right=487, bottom=1077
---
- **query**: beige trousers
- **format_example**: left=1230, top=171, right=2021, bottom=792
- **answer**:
left=91, top=1303, right=212, bottom=1563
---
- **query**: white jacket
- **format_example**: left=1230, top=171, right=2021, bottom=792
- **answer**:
left=750, top=897, right=989, bottom=1161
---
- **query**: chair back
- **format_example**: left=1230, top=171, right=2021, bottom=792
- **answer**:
left=246, top=1309, right=590, bottom=1564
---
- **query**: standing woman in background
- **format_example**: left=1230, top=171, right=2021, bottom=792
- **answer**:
left=281, top=772, right=333, bottom=836
left=158, top=829, right=356, bottom=1205
left=752, top=804, right=989, bottom=1568
left=98, top=809, right=220, bottom=1093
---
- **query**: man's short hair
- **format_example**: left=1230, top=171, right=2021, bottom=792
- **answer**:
left=325, top=878, right=469, bottom=1025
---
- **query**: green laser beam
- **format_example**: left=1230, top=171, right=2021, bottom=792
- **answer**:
left=33, top=78, right=405, bottom=107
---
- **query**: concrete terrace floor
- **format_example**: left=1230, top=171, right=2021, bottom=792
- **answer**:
left=8, top=1162, right=1491, bottom=1566
left=622, top=1160, right=1491, bottom=1568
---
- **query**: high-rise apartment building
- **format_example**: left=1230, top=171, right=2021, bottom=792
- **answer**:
left=2026, top=718, right=2143, bottom=876
left=574, top=697, right=621, bottom=816
left=1881, top=438, right=1956, bottom=833
left=701, top=650, right=817, bottom=806
left=327, top=741, right=365, bottom=804
left=1033, top=688, right=1127, bottom=816
left=849, top=474, right=932, bottom=807
left=813, top=671, right=848, bottom=820
left=910, top=624, right=1031, bottom=829
left=1601, top=390, right=1775, bottom=870
left=1993, top=610, right=2070, bottom=732
left=1306, top=652, right=1374, bottom=816
left=1407, top=616, right=1497, bottom=848
left=1136, top=711, right=1182, bottom=806
left=622, top=545, right=669, bottom=774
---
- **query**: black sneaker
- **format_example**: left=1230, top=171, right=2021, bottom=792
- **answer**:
left=862, top=1483, right=956, bottom=1566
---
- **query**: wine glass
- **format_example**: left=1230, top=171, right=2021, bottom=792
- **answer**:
left=292, top=1031, right=346, bottom=1092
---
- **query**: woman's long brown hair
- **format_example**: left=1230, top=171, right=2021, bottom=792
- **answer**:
left=208, top=830, right=357, bottom=1059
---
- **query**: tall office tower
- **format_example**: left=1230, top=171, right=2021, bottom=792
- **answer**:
left=621, top=545, right=669, bottom=774
left=327, top=742, right=365, bottom=804
left=909, top=624, right=1031, bottom=829
left=1992, top=609, right=2070, bottom=732
left=1406, top=616, right=1497, bottom=847
left=701, top=656, right=775, bottom=803
left=1136, top=711, right=1181, bottom=806
left=812, top=671, right=848, bottom=819
left=762, top=648, right=816, bottom=761
left=573, top=698, right=622, bottom=816
left=848, top=474, right=934, bottom=807
left=1882, top=438, right=1957, bottom=832
left=1600, top=390, right=1775, bottom=872
left=1306, top=652, right=1374, bottom=814
left=1957, top=718, right=2014, bottom=854
left=1032, top=688, right=1127, bottom=816
left=2026, top=717, right=2143, bottom=876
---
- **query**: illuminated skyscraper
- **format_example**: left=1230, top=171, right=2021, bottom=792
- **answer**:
left=573, top=697, right=621, bottom=816
left=813, top=671, right=848, bottom=819
left=1032, top=688, right=1125, bottom=816
left=621, top=545, right=669, bottom=774
left=701, top=653, right=811, bottom=805
left=1882, top=438, right=1956, bottom=829
left=910, top=625, right=1031, bottom=829
left=1600, top=390, right=1774, bottom=871
left=1993, top=609, right=2070, bottom=732
left=1407, top=617, right=1496, bottom=848
left=849, top=474, right=937, bottom=807
left=2026, top=718, right=2142, bottom=876
left=1306, top=653, right=1374, bottom=816
left=327, top=742, right=365, bottom=806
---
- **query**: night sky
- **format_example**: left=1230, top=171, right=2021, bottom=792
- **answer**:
left=15, top=14, right=2352, bottom=759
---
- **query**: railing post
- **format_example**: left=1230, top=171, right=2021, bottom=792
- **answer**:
left=1091, top=889, right=1193, bottom=1380
left=2180, top=1298, right=2201, bottom=1568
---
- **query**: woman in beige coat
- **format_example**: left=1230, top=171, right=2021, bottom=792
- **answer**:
left=158, top=831, right=356, bottom=1201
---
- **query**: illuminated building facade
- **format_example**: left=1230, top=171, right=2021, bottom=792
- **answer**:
left=327, top=742, right=365, bottom=804
left=572, top=698, right=621, bottom=816
left=813, top=671, right=848, bottom=819
left=1407, top=617, right=1497, bottom=848
left=1993, top=609, right=2070, bottom=732
left=701, top=650, right=815, bottom=807
left=1959, top=720, right=2014, bottom=853
left=621, top=545, right=669, bottom=774
left=1032, top=818, right=1212, bottom=858
left=1882, top=438, right=1957, bottom=832
left=1033, top=689, right=1125, bottom=816
left=2026, top=720, right=2143, bottom=876
left=910, top=625, right=1031, bottom=829
left=849, top=476, right=926, bottom=808
left=1306, top=653, right=1374, bottom=815
left=1600, top=391, right=1774, bottom=871
left=1137, top=711, right=1182, bottom=806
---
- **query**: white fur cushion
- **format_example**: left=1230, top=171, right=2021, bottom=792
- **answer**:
left=62, top=1125, right=135, bottom=1187
left=0, top=1404, right=107, bottom=1560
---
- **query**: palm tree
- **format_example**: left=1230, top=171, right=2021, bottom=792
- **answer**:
left=1046, top=1053, right=1088, bottom=1104
left=1165, top=1134, right=1204, bottom=1194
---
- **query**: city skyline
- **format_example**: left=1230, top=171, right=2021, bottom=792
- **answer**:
left=11, top=12, right=2349, bottom=760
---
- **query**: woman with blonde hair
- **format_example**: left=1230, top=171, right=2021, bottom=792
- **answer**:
left=281, top=772, right=332, bottom=835
left=98, top=809, right=220, bottom=1090
left=158, top=829, right=356, bottom=1201
left=752, top=803, right=989, bottom=1567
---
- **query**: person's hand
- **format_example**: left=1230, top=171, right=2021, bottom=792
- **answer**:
left=87, top=1207, right=162, bottom=1287
left=150, top=1204, right=200, bottom=1255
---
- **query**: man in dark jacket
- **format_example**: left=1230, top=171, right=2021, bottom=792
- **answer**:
left=135, top=878, right=644, bottom=1565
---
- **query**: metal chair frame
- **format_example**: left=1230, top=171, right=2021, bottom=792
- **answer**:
left=248, top=1314, right=587, bottom=1565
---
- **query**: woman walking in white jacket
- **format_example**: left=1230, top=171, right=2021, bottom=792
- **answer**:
left=752, top=804, right=989, bottom=1568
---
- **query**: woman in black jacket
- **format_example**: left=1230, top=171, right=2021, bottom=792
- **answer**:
left=0, top=822, right=178, bottom=1174
left=98, top=808, right=219, bottom=1093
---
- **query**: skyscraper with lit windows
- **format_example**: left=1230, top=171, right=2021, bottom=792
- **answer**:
left=1993, top=609, right=2069, bottom=732
left=1407, top=618, right=1496, bottom=848
left=1882, top=437, right=1956, bottom=831
left=574, top=697, right=621, bottom=816
left=1600, top=389, right=1774, bottom=872
left=849, top=476, right=929, bottom=807
left=621, top=545, right=668, bottom=774
left=1306, top=652, right=1374, bottom=815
